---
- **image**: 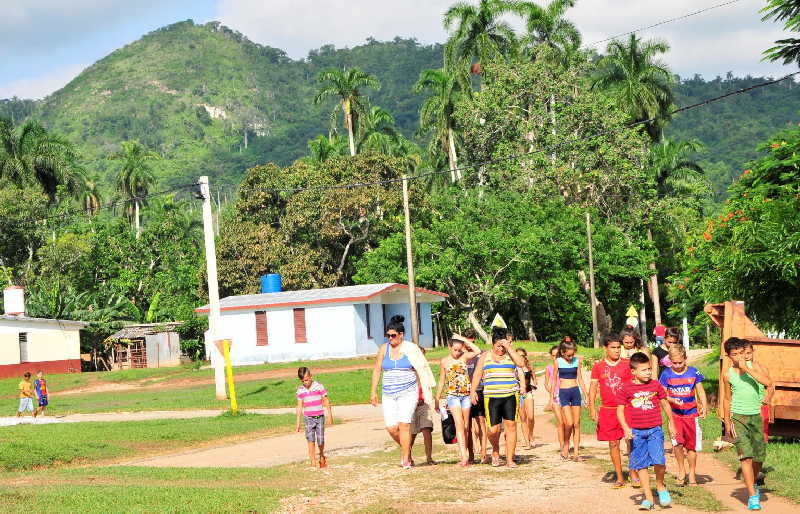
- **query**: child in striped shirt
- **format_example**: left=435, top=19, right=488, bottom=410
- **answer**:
left=296, top=367, right=334, bottom=468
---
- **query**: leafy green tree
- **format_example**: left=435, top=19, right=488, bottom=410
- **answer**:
left=313, top=68, right=381, bottom=156
left=357, top=106, right=400, bottom=154
left=511, top=0, right=581, bottom=62
left=672, top=126, right=800, bottom=336
left=0, top=187, right=48, bottom=273
left=110, top=140, right=160, bottom=239
left=443, top=0, right=517, bottom=75
left=304, top=134, right=348, bottom=163
left=80, top=177, right=102, bottom=215
left=0, top=118, right=85, bottom=203
left=414, top=68, right=465, bottom=181
left=592, top=34, right=674, bottom=141
left=762, top=0, right=800, bottom=65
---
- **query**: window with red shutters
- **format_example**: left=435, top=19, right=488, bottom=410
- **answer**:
left=255, top=311, right=268, bottom=346
left=294, top=308, right=307, bottom=343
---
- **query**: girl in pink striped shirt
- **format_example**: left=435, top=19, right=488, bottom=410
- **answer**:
left=296, top=367, right=334, bottom=468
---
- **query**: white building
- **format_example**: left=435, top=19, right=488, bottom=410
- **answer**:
left=195, top=283, right=447, bottom=365
left=0, top=287, right=86, bottom=379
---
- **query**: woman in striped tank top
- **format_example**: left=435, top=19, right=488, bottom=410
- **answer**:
left=370, top=315, right=435, bottom=469
left=470, top=327, right=527, bottom=468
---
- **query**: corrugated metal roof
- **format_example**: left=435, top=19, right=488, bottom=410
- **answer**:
left=195, top=283, right=447, bottom=313
left=0, top=315, right=87, bottom=328
left=109, top=322, right=183, bottom=340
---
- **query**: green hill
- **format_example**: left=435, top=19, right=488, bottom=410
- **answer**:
left=9, top=20, right=800, bottom=197
left=33, top=20, right=442, bottom=190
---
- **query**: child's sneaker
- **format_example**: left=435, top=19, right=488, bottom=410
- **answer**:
left=747, top=494, right=762, bottom=511
left=657, top=490, right=672, bottom=507
left=638, top=500, right=654, bottom=510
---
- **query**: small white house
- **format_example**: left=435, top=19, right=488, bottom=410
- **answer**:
left=0, top=287, right=86, bottom=379
left=195, top=283, right=447, bottom=365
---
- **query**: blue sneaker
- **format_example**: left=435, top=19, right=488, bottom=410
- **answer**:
left=638, top=500, right=654, bottom=510
left=658, top=490, right=672, bottom=507
left=748, top=494, right=762, bottom=511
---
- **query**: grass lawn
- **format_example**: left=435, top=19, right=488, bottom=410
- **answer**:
left=0, top=412, right=294, bottom=471
left=0, top=466, right=298, bottom=513
left=0, top=372, right=88, bottom=398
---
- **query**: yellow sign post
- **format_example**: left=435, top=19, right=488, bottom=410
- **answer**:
left=217, top=339, right=238, bottom=413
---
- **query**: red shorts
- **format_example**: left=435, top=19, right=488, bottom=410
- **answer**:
left=597, top=406, right=623, bottom=441
left=761, top=404, right=770, bottom=442
left=671, top=414, right=702, bottom=452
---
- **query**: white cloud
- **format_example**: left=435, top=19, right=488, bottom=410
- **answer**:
left=0, top=64, right=88, bottom=100
left=218, top=0, right=791, bottom=77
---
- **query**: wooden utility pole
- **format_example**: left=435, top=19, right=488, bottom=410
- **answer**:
left=199, top=176, right=227, bottom=399
left=402, top=175, right=420, bottom=345
left=586, top=212, right=599, bottom=348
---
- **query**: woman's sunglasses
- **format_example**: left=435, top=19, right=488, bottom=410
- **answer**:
left=385, top=333, right=400, bottom=339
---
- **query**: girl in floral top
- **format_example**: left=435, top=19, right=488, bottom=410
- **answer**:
left=435, top=336, right=481, bottom=466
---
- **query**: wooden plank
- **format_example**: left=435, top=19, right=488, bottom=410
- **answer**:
left=255, top=311, right=268, bottom=346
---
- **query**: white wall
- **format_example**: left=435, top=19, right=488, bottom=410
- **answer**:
left=354, top=303, right=383, bottom=356
left=0, top=319, right=81, bottom=364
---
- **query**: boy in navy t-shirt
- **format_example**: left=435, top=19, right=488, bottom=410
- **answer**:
left=659, top=345, right=707, bottom=486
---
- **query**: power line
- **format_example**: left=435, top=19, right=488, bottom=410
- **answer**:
left=589, top=0, right=743, bottom=47
left=235, top=70, right=800, bottom=197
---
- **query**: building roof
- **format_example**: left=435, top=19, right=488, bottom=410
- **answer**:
left=195, top=283, right=448, bottom=314
left=0, top=314, right=88, bottom=329
left=109, top=322, right=184, bottom=340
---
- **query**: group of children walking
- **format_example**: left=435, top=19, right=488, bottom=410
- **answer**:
left=296, top=319, right=774, bottom=511
left=15, top=370, right=48, bottom=418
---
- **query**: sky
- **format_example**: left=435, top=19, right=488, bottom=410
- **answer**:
left=0, top=0, right=792, bottom=100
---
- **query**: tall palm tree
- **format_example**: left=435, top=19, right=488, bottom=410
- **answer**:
left=305, top=134, right=348, bottom=163
left=511, top=0, right=581, bottom=62
left=110, top=140, right=159, bottom=239
left=314, top=68, right=381, bottom=156
left=80, top=177, right=102, bottom=215
left=0, top=118, right=85, bottom=203
left=414, top=68, right=465, bottom=182
left=591, top=34, right=674, bottom=141
left=444, top=0, right=517, bottom=76
left=646, top=138, right=705, bottom=326
left=357, top=106, right=400, bottom=154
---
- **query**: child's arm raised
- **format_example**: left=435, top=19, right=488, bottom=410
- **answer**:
left=743, top=359, right=772, bottom=388
left=462, top=340, right=480, bottom=361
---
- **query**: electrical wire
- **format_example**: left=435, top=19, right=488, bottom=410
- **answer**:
left=589, top=0, right=744, bottom=47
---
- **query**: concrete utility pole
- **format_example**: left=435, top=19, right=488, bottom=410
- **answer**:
left=402, top=175, right=420, bottom=345
left=199, top=176, right=227, bottom=399
left=586, top=212, right=599, bottom=348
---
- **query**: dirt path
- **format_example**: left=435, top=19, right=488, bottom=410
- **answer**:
left=56, top=363, right=374, bottom=396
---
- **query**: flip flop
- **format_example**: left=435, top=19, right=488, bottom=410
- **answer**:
left=506, top=462, right=518, bottom=468
left=491, top=456, right=501, bottom=467
left=630, top=478, right=642, bottom=489
left=612, top=481, right=626, bottom=489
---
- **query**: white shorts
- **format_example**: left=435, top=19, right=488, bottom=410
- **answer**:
left=18, top=397, right=34, bottom=412
left=382, top=389, right=418, bottom=427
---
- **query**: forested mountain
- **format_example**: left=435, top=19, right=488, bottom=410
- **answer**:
left=7, top=19, right=800, bottom=197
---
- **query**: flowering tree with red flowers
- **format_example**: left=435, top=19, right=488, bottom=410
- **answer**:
left=670, top=126, right=800, bottom=336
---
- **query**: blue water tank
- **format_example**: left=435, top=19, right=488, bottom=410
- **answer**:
left=260, top=274, right=282, bottom=293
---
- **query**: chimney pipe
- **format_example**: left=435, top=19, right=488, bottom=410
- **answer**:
left=3, top=286, right=25, bottom=316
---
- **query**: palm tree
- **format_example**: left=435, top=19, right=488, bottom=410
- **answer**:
left=414, top=68, right=465, bottom=182
left=444, top=0, right=517, bottom=76
left=646, top=138, right=705, bottom=326
left=110, top=140, right=159, bottom=239
left=314, top=68, right=381, bottom=156
left=591, top=34, right=674, bottom=141
left=357, top=106, right=400, bottom=154
left=511, top=0, right=581, bottom=62
left=306, top=134, right=348, bottom=163
left=80, top=177, right=102, bottom=215
left=0, top=118, right=85, bottom=203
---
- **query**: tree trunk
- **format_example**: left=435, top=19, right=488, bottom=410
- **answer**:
left=345, top=99, right=356, bottom=156
left=135, top=200, right=141, bottom=240
left=647, top=228, right=662, bottom=325
left=447, top=126, right=460, bottom=181
left=243, top=127, right=249, bottom=149
left=467, top=309, right=489, bottom=343
left=518, top=297, right=536, bottom=341
left=639, top=279, right=648, bottom=345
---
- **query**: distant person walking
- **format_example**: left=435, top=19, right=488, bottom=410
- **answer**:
left=470, top=327, right=526, bottom=468
left=554, top=337, right=588, bottom=461
left=16, top=372, right=36, bottom=419
left=435, top=336, right=480, bottom=466
left=544, top=345, right=565, bottom=452
left=651, top=327, right=681, bottom=378
left=295, top=367, right=333, bottom=468
left=516, top=348, right=537, bottom=450
left=652, top=323, right=666, bottom=348
left=370, top=315, right=435, bottom=469
left=34, top=370, right=48, bottom=417
left=463, top=328, right=489, bottom=464
left=620, top=328, right=648, bottom=360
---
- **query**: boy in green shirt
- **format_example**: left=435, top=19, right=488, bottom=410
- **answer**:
left=721, top=338, right=772, bottom=511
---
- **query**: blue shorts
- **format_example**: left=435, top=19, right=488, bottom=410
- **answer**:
left=558, top=386, right=581, bottom=407
left=38, top=395, right=48, bottom=407
left=447, top=395, right=471, bottom=409
left=630, top=426, right=666, bottom=470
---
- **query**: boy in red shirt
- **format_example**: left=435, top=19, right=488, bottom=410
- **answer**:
left=589, top=332, right=632, bottom=488
left=617, top=352, right=676, bottom=510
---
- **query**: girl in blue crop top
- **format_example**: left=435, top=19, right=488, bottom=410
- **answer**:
left=553, top=338, right=588, bottom=460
